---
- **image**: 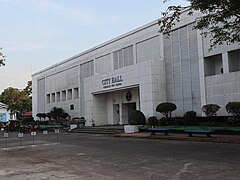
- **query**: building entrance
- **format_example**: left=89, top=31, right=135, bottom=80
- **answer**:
left=113, top=104, right=120, bottom=124
left=122, top=102, right=136, bottom=124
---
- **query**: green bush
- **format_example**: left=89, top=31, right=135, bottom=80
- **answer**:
left=226, top=102, right=240, bottom=117
left=227, top=116, right=240, bottom=126
left=148, top=116, right=159, bottom=126
left=156, top=102, right=177, bottom=119
left=159, top=117, right=173, bottom=126
left=183, top=111, right=197, bottom=125
left=202, top=104, right=220, bottom=117
left=128, top=110, right=146, bottom=125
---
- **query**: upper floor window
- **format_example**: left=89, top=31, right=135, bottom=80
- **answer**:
left=62, top=90, right=66, bottom=101
left=80, top=60, right=94, bottom=78
left=204, top=54, right=223, bottom=76
left=228, top=49, right=240, bottom=72
left=68, top=89, right=72, bottom=100
left=113, top=45, right=133, bottom=70
left=51, top=93, right=55, bottom=103
left=56, top=92, right=60, bottom=102
left=46, top=94, right=50, bottom=103
left=74, top=88, right=79, bottom=99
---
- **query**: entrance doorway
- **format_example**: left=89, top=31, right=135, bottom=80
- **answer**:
left=113, top=104, right=120, bottom=124
left=122, top=102, right=136, bottom=124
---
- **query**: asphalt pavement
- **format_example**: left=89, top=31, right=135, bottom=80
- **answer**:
left=0, top=132, right=240, bottom=179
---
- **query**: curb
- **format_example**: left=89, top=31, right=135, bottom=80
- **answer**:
left=113, top=133, right=240, bottom=144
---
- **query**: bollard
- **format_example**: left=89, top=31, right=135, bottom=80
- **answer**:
left=43, top=130, right=48, bottom=135
left=3, top=132, right=8, bottom=148
left=31, top=131, right=37, bottom=145
left=55, top=129, right=60, bottom=142
left=18, top=132, right=24, bottom=146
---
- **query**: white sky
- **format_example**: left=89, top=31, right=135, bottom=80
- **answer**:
left=0, top=0, right=188, bottom=93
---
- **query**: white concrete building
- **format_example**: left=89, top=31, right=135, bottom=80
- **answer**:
left=32, top=11, right=240, bottom=126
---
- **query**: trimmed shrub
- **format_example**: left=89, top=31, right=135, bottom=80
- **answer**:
left=202, top=104, right=220, bottom=117
left=226, top=102, right=240, bottom=117
left=156, top=102, right=177, bottom=119
left=148, top=116, right=159, bottom=126
left=128, top=110, right=146, bottom=125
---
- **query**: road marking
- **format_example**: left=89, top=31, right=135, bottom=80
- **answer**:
left=0, top=142, right=60, bottom=150
left=176, top=162, right=193, bottom=176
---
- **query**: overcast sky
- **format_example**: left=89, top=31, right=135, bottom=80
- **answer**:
left=0, top=0, right=188, bottom=93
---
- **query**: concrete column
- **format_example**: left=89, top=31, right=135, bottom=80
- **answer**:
left=197, top=30, right=207, bottom=109
left=133, top=44, right=137, bottom=64
left=119, top=92, right=123, bottom=124
left=222, top=52, right=229, bottom=73
left=136, top=88, right=140, bottom=110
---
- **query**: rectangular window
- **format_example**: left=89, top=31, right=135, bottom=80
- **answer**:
left=204, top=54, right=223, bottom=76
left=56, top=92, right=60, bottom=102
left=68, top=89, right=72, bottom=100
left=51, top=93, right=55, bottom=103
left=47, top=94, right=50, bottom=103
left=113, top=45, right=134, bottom=70
left=62, top=90, right=66, bottom=101
left=70, top=104, right=74, bottom=110
left=228, top=49, right=240, bottom=72
left=80, top=60, right=94, bottom=78
left=74, top=88, right=79, bottom=99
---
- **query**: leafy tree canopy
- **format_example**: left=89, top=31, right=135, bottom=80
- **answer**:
left=158, top=0, right=240, bottom=49
left=48, top=107, right=67, bottom=120
left=0, top=87, right=32, bottom=114
left=226, top=102, right=240, bottom=117
left=156, top=102, right=177, bottom=119
left=202, top=104, right=220, bottom=117
left=24, top=80, right=32, bottom=97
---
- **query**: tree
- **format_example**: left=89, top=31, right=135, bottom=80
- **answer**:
left=0, top=48, right=6, bottom=66
left=0, top=87, right=32, bottom=114
left=158, top=0, right=240, bottom=49
left=156, top=102, right=177, bottom=119
left=226, top=102, right=240, bottom=117
left=23, top=81, right=32, bottom=97
left=48, top=107, right=65, bottom=120
left=202, top=104, right=220, bottom=117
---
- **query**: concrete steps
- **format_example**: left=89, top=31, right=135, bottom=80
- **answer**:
left=70, top=126, right=124, bottom=135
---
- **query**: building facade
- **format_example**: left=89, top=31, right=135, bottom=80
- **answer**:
left=32, top=11, right=240, bottom=126
left=0, top=102, right=16, bottom=122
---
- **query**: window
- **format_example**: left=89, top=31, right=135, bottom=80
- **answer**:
left=56, top=92, right=60, bottom=102
left=51, top=93, right=55, bottom=103
left=204, top=54, right=223, bottom=76
left=74, top=88, right=79, bottom=99
left=70, top=104, right=74, bottom=110
left=80, top=60, right=94, bottom=78
left=68, top=89, right=72, bottom=100
left=113, top=45, right=134, bottom=70
left=62, top=90, right=66, bottom=101
left=47, top=94, right=50, bottom=103
left=228, top=49, right=240, bottom=72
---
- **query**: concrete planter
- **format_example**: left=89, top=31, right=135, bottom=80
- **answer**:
left=124, top=125, right=139, bottom=133
left=69, top=124, right=77, bottom=131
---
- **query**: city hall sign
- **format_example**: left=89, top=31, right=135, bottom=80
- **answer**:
left=102, top=75, right=123, bottom=89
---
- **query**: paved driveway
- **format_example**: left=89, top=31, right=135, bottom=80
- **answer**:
left=0, top=132, right=239, bottom=179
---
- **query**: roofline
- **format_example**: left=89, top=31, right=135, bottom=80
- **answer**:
left=32, top=19, right=158, bottom=76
